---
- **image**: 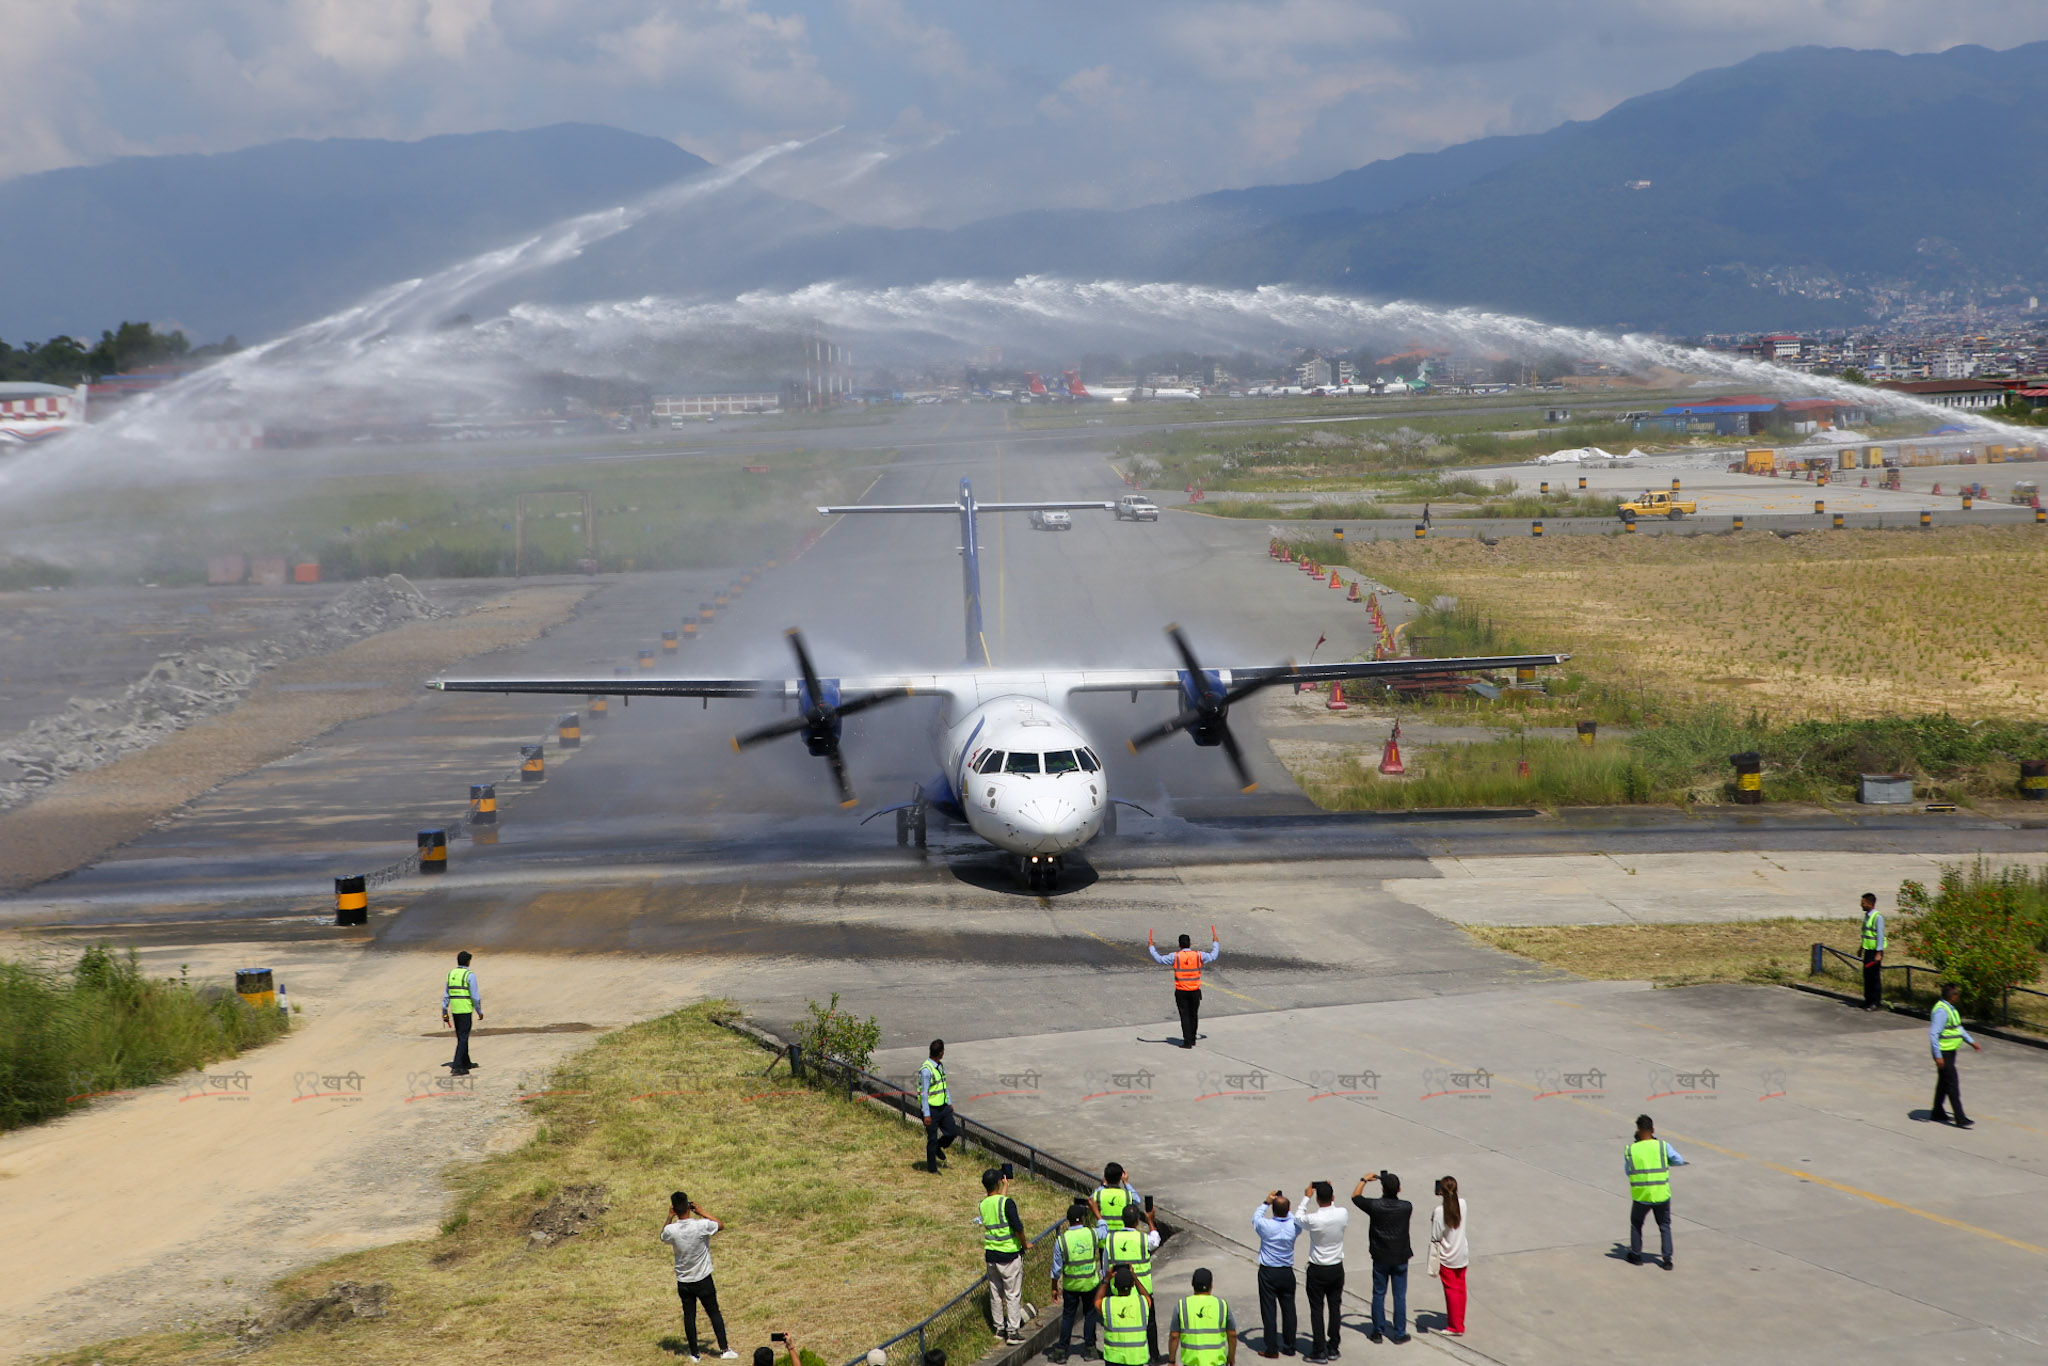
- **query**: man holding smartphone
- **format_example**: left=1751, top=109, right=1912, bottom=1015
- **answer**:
left=980, top=1167, right=1032, bottom=1344
left=661, top=1191, right=738, bottom=1361
left=1251, top=1190, right=1302, bottom=1358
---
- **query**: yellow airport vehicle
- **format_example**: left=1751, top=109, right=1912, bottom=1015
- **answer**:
left=1618, top=490, right=1698, bottom=522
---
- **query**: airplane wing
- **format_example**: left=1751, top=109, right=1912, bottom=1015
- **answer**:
left=1062, top=654, right=1569, bottom=696
left=425, top=673, right=951, bottom=701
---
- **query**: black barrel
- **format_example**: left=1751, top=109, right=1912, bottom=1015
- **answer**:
left=2022, top=759, right=2048, bottom=802
left=334, top=875, right=368, bottom=926
left=418, top=829, right=447, bottom=874
left=1729, top=751, right=1763, bottom=805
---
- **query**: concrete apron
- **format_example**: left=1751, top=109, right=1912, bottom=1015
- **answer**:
left=879, top=979, right=2048, bottom=1366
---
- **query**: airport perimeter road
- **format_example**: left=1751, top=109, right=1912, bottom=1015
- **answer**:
left=884, top=982, right=2048, bottom=1366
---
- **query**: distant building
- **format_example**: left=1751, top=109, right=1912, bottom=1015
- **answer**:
left=0, top=381, right=88, bottom=443
left=652, top=391, right=784, bottom=418
left=1636, top=394, right=1865, bottom=437
left=1872, top=378, right=2007, bottom=410
left=1759, top=334, right=1807, bottom=362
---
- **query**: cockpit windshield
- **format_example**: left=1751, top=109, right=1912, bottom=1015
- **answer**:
left=1004, top=752, right=1041, bottom=774
left=1078, top=748, right=1101, bottom=772
left=1044, top=750, right=1080, bottom=774
left=973, top=749, right=1005, bottom=774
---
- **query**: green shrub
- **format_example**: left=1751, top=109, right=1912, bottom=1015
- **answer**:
left=791, top=992, right=881, bottom=1081
left=0, top=944, right=290, bottom=1129
left=1898, top=862, right=2048, bottom=1015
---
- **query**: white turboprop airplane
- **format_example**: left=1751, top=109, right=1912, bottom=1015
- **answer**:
left=427, top=478, right=1565, bottom=889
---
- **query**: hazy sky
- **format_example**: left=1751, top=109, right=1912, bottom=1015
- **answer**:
left=8, top=1, right=2048, bottom=225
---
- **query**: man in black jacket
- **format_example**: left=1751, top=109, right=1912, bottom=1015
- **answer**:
left=1350, top=1172, right=1412, bottom=1344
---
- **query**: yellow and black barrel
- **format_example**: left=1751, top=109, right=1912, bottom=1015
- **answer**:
left=1332, top=526, right=1345, bottom=542
left=699, top=601, right=715, bottom=621
left=1624, top=519, right=1637, bottom=534
left=557, top=712, right=581, bottom=748
left=1732, top=514, right=1745, bottom=531
left=1832, top=512, right=1845, bottom=529
left=520, top=744, right=546, bottom=782
left=1671, top=477, right=1682, bottom=492
left=740, top=572, right=754, bottom=587
left=334, top=876, right=368, bottom=926
left=1578, top=476, right=1588, bottom=490
left=235, top=967, right=276, bottom=1009
left=1540, top=480, right=1550, bottom=494
left=468, top=783, right=497, bottom=825
left=713, top=592, right=730, bottom=609
left=1920, top=510, right=1933, bottom=528
left=1531, top=519, right=1544, bottom=538
left=1414, top=523, right=1427, bottom=539
left=418, top=829, right=448, bottom=874
left=1577, top=720, right=1597, bottom=747
left=1515, top=665, right=1537, bottom=686
left=682, top=620, right=699, bottom=639
left=2037, top=507, right=2046, bottom=526
left=1814, top=498, right=1825, bottom=515
left=2021, top=759, right=2048, bottom=801
left=638, top=648, right=656, bottom=670
left=587, top=692, right=609, bottom=720
left=1730, top=751, right=1763, bottom=805
left=1962, top=493, right=1975, bottom=510
left=662, top=629, right=679, bottom=654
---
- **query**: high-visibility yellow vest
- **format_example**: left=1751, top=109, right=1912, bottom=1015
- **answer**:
left=1627, top=1138, right=1671, bottom=1204
left=1174, top=1294, right=1229, bottom=1366
left=980, top=1194, right=1021, bottom=1256
left=922, top=1058, right=949, bottom=1107
left=1861, top=912, right=1881, bottom=952
left=1095, top=1184, right=1130, bottom=1225
left=1060, top=1226, right=1101, bottom=1292
left=1935, top=1000, right=1966, bottom=1052
left=445, top=967, right=474, bottom=1015
left=1102, top=1290, right=1149, bottom=1365
left=1107, top=1226, right=1152, bottom=1292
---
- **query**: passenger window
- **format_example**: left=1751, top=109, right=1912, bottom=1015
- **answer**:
left=974, top=750, right=1006, bottom=774
left=1078, top=748, right=1101, bottom=772
left=1044, top=750, right=1080, bottom=773
left=1004, top=752, right=1041, bottom=774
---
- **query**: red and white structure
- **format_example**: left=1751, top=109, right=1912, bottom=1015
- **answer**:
left=0, top=382, right=88, bottom=444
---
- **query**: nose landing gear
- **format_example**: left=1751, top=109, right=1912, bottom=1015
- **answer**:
left=894, top=801, right=928, bottom=849
left=1020, top=853, right=1063, bottom=892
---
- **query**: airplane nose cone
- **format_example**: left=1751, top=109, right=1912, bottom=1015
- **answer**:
left=1009, top=798, right=1080, bottom=852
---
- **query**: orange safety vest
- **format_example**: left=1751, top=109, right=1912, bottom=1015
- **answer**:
left=1173, top=948, right=1202, bottom=991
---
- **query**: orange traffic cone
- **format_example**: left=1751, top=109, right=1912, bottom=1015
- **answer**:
left=1378, top=722, right=1405, bottom=775
left=1347, top=579, right=1362, bottom=603
left=1328, top=568, right=1343, bottom=589
left=1327, top=682, right=1349, bottom=711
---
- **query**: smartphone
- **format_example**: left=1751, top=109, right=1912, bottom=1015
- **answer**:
left=1144, top=1194, right=1155, bottom=1213
left=1001, top=1161, right=1014, bottom=1180
left=772, top=1334, right=789, bottom=1343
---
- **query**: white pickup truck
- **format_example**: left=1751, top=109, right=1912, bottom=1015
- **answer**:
left=1028, top=509, right=1073, bottom=530
left=1115, top=494, right=1160, bottom=522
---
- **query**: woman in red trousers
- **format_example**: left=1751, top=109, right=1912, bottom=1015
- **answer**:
left=1428, top=1175, right=1468, bottom=1337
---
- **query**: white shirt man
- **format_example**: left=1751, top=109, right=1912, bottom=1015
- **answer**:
left=1298, top=1182, right=1350, bottom=1362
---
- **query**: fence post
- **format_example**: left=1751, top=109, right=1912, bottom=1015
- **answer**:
left=1810, top=943, right=1824, bottom=976
left=788, top=1043, right=803, bottom=1079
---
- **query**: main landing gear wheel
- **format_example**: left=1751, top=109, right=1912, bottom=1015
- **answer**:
left=894, top=806, right=928, bottom=849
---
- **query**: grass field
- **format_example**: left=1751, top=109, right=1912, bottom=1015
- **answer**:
left=5, top=445, right=882, bottom=585
left=1463, top=919, right=1844, bottom=987
left=1344, top=526, right=2048, bottom=722
left=51, top=1004, right=1062, bottom=1366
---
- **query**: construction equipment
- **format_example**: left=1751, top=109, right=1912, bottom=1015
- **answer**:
left=1618, top=490, right=1698, bottom=522
left=2009, top=481, right=2039, bottom=506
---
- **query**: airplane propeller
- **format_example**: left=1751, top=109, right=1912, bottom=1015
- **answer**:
left=731, top=628, right=913, bottom=808
left=1126, top=624, right=1294, bottom=793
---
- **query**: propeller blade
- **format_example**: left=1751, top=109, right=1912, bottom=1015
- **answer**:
left=1215, top=721, right=1258, bottom=793
left=1164, top=624, right=1218, bottom=703
left=733, top=714, right=812, bottom=749
left=824, top=739, right=858, bottom=808
left=1129, top=708, right=1203, bottom=752
left=786, top=627, right=827, bottom=704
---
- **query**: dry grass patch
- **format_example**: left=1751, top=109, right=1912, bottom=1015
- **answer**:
left=1346, top=526, right=2048, bottom=721
left=1464, top=919, right=1859, bottom=987
left=45, top=1003, right=1062, bottom=1366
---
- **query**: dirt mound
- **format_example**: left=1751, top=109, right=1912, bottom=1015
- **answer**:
left=0, top=575, right=443, bottom=809
left=528, top=1182, right=609, bottom=1248
left=249, top=1281, right=390, bottom=1336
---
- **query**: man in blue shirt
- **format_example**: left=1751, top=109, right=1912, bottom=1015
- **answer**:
left=1251, top=1191, right=1301, bottom=1357
left=920, top=1039, right=959, bottom=1173
left=1929, top=983, right=1981, bottom=1128
left=440, top=950, right=482, bottom=1074
left=1624, top=1115, right=1687, bottom=1269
